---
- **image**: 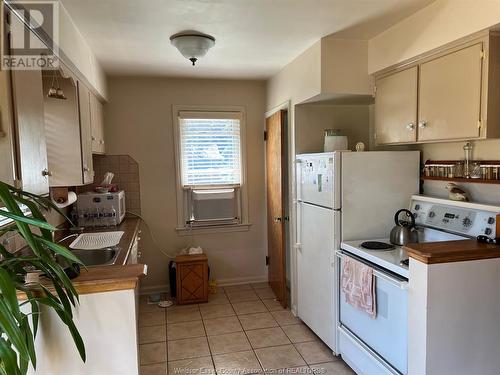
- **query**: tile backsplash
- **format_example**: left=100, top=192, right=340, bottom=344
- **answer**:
left=77, top=154, right=142, bottom=215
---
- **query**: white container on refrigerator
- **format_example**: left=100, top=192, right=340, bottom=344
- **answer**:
left=295, top=151, right=420, bottom=355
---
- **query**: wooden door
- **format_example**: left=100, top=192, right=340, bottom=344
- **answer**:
left=418, top=43, right=483, bottom=142
left=266, top=110, right=287, bottom=308
left=78, top=82, right=94, bottom=184
left=374, top=67, right=418, bottom=144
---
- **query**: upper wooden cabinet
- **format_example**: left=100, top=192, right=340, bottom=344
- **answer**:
left=0, top=69, right=16, bottom=187
left=78, top=82, right=94, bottom=184
left=0, top=6, right=49, bottom=195
left=42, top=71, right=95, bottom=187
left=90, top=94, right=105, bottom=154
left=418, top=43, right=483, bottom=142
left=375, top=32, right=500, bottom=145
left=374, top=66, right=418, bottom=144
left=11, top=68, right=50, bottom=195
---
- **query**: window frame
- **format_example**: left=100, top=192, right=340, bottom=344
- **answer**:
left=172, top=105, right=250, bottom=234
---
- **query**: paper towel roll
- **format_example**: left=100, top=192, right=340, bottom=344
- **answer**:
left=53, top=191, right=77, bottom=208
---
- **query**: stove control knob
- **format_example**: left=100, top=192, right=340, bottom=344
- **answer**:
left=429, top=211, right=436, bottom=218
left=414, top=204, right=420, bottom=211
left=463, top=217, right=472, bottom=227
left=488, top=217, right=495, bottom=225
left=485, top=228, right=493, bottom=236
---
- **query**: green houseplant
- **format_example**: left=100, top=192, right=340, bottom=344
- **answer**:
left=0, top=181, right=85, bottom=375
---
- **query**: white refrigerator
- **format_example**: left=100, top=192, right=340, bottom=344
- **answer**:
left=296, top=151, right=420, bottom=352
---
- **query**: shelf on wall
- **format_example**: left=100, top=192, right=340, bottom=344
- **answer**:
left=421, top=176, right=500, bottom=185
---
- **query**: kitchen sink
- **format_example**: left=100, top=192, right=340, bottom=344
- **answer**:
left=57, top=247, right=119, bottom=267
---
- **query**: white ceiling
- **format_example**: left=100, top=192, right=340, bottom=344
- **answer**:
left=61, top=0, right=435, bottom=79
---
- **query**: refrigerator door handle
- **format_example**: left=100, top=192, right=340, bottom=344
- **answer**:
left=294, top=243, right=302, bottom=252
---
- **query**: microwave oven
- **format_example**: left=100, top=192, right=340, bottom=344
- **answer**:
left=76, top=191, right=126, bottom=227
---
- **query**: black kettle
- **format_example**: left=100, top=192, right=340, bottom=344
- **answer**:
left=390, top=209, right=419, bottom=246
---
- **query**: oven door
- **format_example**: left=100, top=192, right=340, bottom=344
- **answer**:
left=337, top=250, right=408, bottom=375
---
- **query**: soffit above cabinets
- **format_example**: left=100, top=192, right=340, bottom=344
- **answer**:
left=292, top=36, right=374, bottom=105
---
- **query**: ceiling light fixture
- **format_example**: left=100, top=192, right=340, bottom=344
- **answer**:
left=170, top=31, right=215, bottom=66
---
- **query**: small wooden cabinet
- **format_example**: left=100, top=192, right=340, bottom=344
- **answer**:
left=175, top=254, right=208, bottom=305
left=375, top=32, right=500, bottom=145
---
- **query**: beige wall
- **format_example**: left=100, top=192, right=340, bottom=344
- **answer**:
left=267, top=41, right=322, bottom=111
left=321, top=37, right=371, bottom=96
left=104, top=77, right=267, bottom=292
left=368, top=0, right=500, bottom=74
left=295, top=104, right=370, bottom=154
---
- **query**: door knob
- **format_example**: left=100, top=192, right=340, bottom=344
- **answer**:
left=41, top=169, right=52, bottom=177
left=274, top=217, right=282, bottom=222
left=418, top=121, right=427, bottom=129
left=406, top=123, right=415, bottom=131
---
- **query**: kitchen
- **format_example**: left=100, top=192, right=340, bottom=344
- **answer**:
left=1, top=0, right=500, bottom=375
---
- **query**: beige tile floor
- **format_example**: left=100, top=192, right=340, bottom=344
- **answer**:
left=139, top=283, right=355, bottom=375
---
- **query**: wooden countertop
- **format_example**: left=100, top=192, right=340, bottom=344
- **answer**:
left=404, top=239, right=500, bottom=264
left=17, top=264, right=147, bottom=300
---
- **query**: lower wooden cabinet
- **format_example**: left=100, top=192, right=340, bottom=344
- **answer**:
left=176, top=254, right=209, bottom=305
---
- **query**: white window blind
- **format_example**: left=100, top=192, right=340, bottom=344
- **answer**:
left=179, top=111, right=242, bottom=187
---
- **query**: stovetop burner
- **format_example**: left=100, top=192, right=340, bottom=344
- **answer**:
left=360, top=241, right=395, bottom=250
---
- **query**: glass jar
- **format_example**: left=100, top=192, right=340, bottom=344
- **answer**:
left=470, top=162, right=482, bottom=179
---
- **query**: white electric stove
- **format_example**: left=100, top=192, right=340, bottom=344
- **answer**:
left=342, top=227, right=468, bottom=278
left=338, top=195, right=500, bottom=375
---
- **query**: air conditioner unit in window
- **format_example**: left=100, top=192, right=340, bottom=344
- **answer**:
left=189, top=188, right=240, bottom=226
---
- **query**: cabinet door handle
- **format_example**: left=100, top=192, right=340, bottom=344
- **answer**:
left=406, top=123, right=415, bottom=131
left=91, top=136, right=96, bottom=141
left=418, top=121, right=427, bottom=129
left=99, top=140, right=104, bottom=145
left=274, top=217, right=282, bottom=222
left=41, top=169, right=52, bottom=177
left=83, top=167, right=90, bottom=172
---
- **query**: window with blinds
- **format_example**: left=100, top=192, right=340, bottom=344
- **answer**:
left=179, top=112, right=242, bottom=187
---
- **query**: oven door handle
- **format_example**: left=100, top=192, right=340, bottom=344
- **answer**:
left=335, top=250, right=408, bottom=290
